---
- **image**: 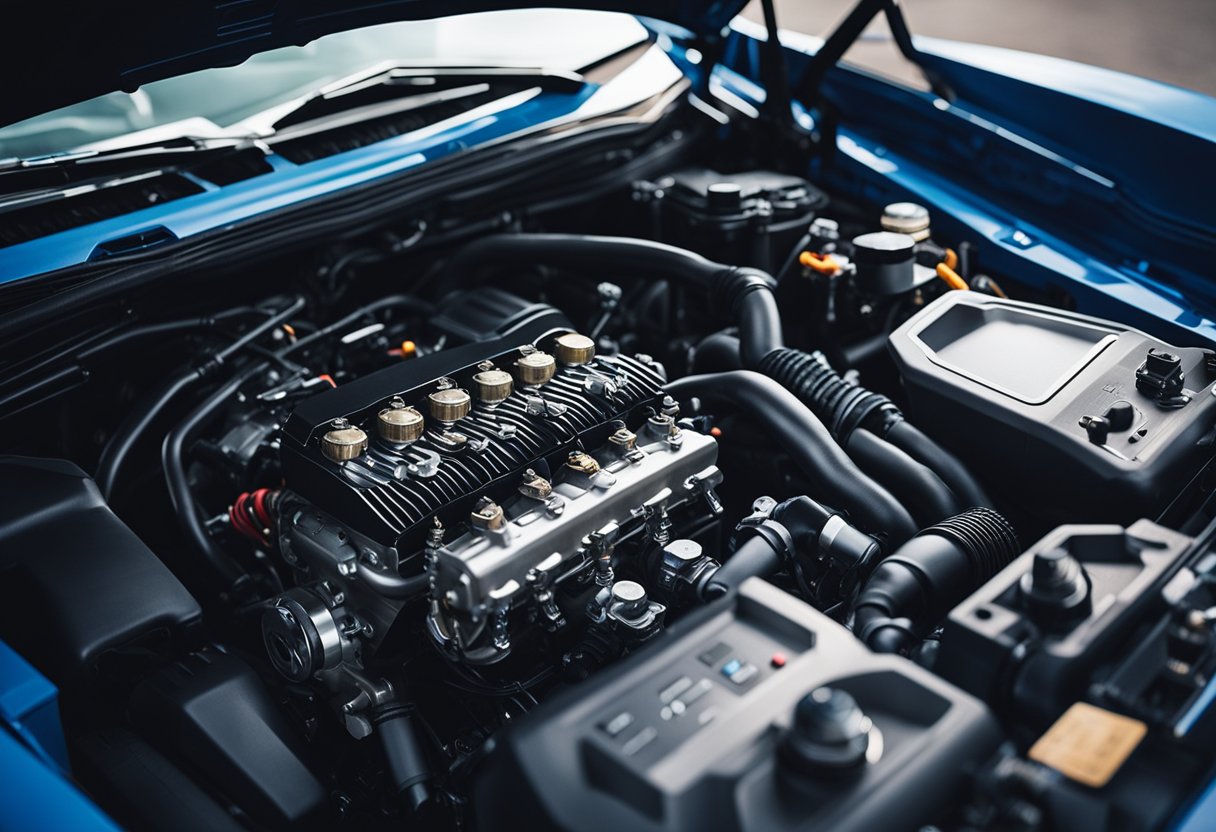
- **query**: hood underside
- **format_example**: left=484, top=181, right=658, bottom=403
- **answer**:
left=3, top=1, right=745, bottom=130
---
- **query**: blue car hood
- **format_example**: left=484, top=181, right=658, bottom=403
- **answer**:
left=2, top=0, right=746, bottom=129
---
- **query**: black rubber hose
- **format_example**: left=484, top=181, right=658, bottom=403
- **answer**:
left=666, top=372, right=917, bottom=543
left=691, top=330, right=745, bottom=374
left=441, top=234, right=783, bottom=368
left=372, top=702, right=433, bottom=814
left=702, top=535, right=784, bottom=600
left=885, top=420, right=992, bottom=509
left=759, top=347, right=992, bottom=509
left=851, top=507, right=1019, bottom=654
left=162, top=363, right=269, bottom=587
left=97, top=295, right=305, bottom=500
left=846, top=429, right=961, bottom=525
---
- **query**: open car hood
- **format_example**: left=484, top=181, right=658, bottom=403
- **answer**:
left=3, top=1, right=745, bottom=129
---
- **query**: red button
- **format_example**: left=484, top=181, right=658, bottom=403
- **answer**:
left=770, top=652, right=787, bottom=668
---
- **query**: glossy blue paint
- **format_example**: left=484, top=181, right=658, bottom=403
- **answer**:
left=1171, top=772, right=1216, bottom=832
left=715, top=19, right=1216, bottom=346
left=0, top=84, right=598, bottom=286
left=911, top=38, right=1216, bottom=240
left=0, top=640, right=68, bottom=773
left=0, top=728, right=120, bottom=832
left=0, top=640, right=117, bottom=831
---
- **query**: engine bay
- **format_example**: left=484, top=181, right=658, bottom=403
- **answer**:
left=3, top=158, right=1216, bottom=832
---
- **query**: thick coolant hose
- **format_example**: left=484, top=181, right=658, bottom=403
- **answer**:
left=759, top=347, right=993, bottom=509
left=884, top=420, right=991, bottom=511
left=703, top=536, right=785, bottom=600
left=442, top=234, right=783, bottom=368
left=372, top=701, right=433, bottom=814
left=702, top=495, right=880, bottom=601
left=851, top=507, right=1019, bottom=654
left=846, top=429, right=961, bottom=525
left=666, top=372, right=917, bottom=543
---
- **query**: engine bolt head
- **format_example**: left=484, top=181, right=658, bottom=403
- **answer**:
left=566, top=450, right=601, bottom=475
left=471, top=497, right=505, bottom=531
left=554, top=332, right=596, bottom=366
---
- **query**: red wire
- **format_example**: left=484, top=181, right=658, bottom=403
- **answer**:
left=252, top=489, right=271, bottom=527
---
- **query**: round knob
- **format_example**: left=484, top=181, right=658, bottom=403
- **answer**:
left=852, top=231, right=917, bottom=295
left=880, top=202, right=931, bottom=241
left=427, top=386, right=471, bottom=424
left=321, top=420, right=367, bottom=462
left=611, top=581, right=649, bottom=617
left=377, top=398, right=424, bottom=444
left=706, top=182, right=743, bottom=213
left=1020, top=548, right=1091, bottom=628
left=782, top=687, right=872, bottom=775
left=554, top=333, right=596, bottom=366
left=662, top=539, right=703, bottom=564
left=473, top=367, right=514, bottom=406
left=515, top=350, right=556, bottom=386
left=1104, top=400, right=1135, bottom=432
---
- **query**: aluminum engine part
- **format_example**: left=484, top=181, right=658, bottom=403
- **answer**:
left=427, top=422, right=720, bottom=663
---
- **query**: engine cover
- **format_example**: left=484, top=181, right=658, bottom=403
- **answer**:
left=279, top=316, right=668, bottom=555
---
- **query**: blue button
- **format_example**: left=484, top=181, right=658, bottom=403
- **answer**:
left=720, top=659, right=742, bottom=678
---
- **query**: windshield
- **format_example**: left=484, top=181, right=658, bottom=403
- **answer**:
left=0, top=10, right=647, bottom=159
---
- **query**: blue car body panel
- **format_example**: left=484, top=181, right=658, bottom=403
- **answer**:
left=719, top=21, right=1216, bottom=345
left=0, top=640, right=118, bottom=831
left=0, top=83, right=598, bottom=286
left=2, top=10, right=1216, bottom=830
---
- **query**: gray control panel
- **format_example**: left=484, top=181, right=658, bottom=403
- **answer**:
left=475, top=579, right=1001, bottom=832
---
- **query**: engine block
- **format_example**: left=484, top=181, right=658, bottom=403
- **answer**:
left=277, top=316, right=721, bottom=663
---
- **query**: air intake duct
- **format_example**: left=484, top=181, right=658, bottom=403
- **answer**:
left=758, top=347, right=992, bottom=510
left=851, top=507, right=1019, bottom=655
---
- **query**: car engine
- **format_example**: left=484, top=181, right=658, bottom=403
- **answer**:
left=3, top=161, right=1216, bottom=832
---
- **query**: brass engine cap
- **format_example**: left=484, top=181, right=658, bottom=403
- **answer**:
left=321, top=422, right=368, bottom=462
left=377, top=398, right=424, bottom=443
left=473, top=368, right=514, bottom=405
left=515, top=350, right=556, bottom=386
left=554, top=332, right=596, bottom=366
left=880, top=202, right=931, bottom=241
left=427, top=386, right=472, bottom=423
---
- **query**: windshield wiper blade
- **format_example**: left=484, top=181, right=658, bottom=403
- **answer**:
left=266, top=65, right=585, bottom=133
left=0, top=135, right=265, bottom=192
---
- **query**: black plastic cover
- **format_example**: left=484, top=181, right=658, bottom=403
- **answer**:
left=888, top=292, right=1216, bottom=523
left=129, top=648, right=329, bottom=829
left=474, top=578, right=999, bottom=832
left=74, top=728, right=248, bottom=832
left=0, top=456, right=201, bottom=685
left=936, top=520, right=1193, bottom=730
left=643, top=168, right=827, bottom=272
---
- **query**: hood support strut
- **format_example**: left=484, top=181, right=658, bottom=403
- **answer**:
left=794, top=0, right=954, bottom=106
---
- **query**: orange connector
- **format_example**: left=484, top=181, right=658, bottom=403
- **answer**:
left=936, top=262, right=969, bottom=291
left=798, top=251, right=841, bottom=275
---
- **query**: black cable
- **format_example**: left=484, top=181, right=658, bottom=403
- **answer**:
left=161, top=363, right=269, bottom=587
left=666, top=372, right=917, bottom=543
left=96, top=295, right=305, bottom=500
